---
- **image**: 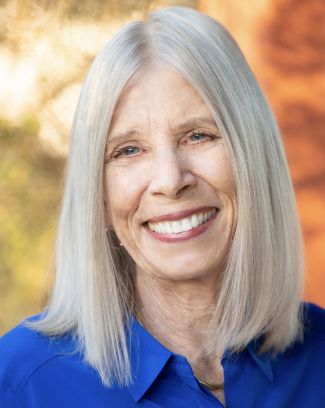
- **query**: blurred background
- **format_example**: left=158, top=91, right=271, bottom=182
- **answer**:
left=0, top=0, right=324, bottom=334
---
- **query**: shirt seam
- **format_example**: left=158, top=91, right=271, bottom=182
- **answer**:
left=13, top=353, right=69, bottom=395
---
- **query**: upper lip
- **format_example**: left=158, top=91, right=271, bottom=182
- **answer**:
left=145, top=206, right=218, bottom=223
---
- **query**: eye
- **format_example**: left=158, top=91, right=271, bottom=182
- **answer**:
left=187, top=131, right=216, bottom=144
left=112, top=145, right=140, bottom=158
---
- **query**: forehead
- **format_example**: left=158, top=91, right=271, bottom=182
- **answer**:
left=109, top=64, right=214, bottom=132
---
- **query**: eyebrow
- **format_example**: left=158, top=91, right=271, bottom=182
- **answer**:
left=107, top=115, right=219, bottom=144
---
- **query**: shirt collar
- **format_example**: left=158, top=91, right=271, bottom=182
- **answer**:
left=127, top=318, right=172, bottom=402
left=127, top=318, right=274, bottom=401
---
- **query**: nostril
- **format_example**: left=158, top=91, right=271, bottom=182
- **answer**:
left=173, top=186, right=187, bottom=199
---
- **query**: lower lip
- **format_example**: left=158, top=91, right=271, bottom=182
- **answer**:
left=143, top=211, right=219, bottom=243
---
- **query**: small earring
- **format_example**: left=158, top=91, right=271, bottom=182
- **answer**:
left=105, top=225, right=123, bottom=247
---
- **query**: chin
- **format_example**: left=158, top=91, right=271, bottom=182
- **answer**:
left=154, top=264, right=220, bottom=283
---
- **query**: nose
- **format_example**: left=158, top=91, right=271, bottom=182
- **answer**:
left=148, top=148, right=196, bottom=198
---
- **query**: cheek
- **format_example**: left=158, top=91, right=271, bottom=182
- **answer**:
left=193, top=146, right=236, bottom=195
left=219, top=155, right=236, bottom=195
left=104, top=165, right=147, bottom=226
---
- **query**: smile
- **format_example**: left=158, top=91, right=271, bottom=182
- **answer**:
left=147, top=208, right=218, bottom=234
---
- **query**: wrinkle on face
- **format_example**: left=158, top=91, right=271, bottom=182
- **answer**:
left=104, top=64, right=237, bottom=284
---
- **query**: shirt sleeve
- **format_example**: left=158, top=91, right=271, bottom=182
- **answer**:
left=0, top=381, right=21, bottom=408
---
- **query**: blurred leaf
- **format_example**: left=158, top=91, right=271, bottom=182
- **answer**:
left=0, top=115, right=64, bottom=333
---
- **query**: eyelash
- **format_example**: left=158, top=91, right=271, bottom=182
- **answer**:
left=111, top=131, right=218, bottom=159
left=188, top=132, right=215, bottom=143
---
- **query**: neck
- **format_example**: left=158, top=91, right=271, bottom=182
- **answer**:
left=135, top=268, right=221, bottom=362
left=135, top=269, right=225, bottom=404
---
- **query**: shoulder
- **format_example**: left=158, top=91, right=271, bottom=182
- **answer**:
left=0, top=317, right=135, bottom=407
left=0, top=315, right=75, bottom=394
left=302, top=301, right=325, bottom=339
left=277, top=302, right=325, bottom=366
left=266, top=302, right=325, bottom=397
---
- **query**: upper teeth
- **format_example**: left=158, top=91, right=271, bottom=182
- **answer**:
left=148, top=208, right=217, bottom=234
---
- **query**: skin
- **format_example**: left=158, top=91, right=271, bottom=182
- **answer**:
left=104, top=64, right=237, bottom=405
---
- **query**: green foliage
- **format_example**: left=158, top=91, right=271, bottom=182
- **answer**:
left=0, top=116, right=64, bottom=334
left=0, top=0, right=198, bottom=335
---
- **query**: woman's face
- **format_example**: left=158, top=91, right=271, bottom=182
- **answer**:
left=104, top=65, right=237, bottom=283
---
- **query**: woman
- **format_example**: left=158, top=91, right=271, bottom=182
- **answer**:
left=0, top=6, right=324, bottom=408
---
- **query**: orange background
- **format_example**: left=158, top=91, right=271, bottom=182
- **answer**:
left=199, top=0, right=325, bottom=307
left=0, top=0, right=324, bottom=335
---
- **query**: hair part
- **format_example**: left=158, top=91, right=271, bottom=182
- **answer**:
left=28, top=6, right=304, bottom=386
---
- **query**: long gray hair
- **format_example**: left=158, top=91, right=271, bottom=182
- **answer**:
left=29, top=6, right=304, bottom=386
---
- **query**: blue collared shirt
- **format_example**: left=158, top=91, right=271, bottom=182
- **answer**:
left=0, top=302, right=325, bottom=407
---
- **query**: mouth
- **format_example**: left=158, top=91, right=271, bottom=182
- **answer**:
left=144, top=207, right=219, bottom=235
